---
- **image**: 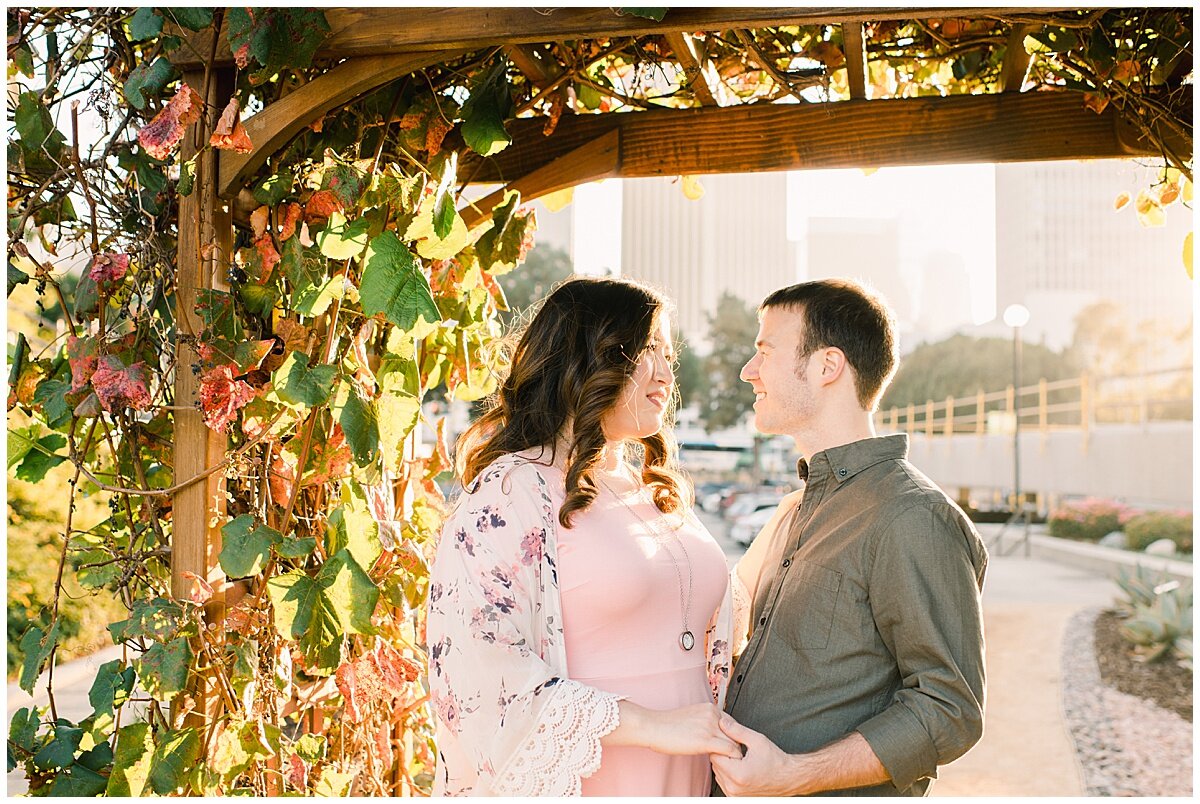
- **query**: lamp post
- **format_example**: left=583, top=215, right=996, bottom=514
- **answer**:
left=996, top=303, right=1030, bottom=555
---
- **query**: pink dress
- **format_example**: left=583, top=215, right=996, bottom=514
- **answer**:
left=555, top=474, right=730, bottom=797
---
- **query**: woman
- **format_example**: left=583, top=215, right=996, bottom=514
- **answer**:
left=426, top=277, right=745, bottom=796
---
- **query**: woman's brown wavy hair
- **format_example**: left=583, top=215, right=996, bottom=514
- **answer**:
left=457, top=276, right=690, bottom=528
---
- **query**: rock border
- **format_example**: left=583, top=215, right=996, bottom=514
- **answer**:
left=1060, top=606, right=1193, bottom=796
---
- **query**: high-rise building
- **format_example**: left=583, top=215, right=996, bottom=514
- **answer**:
left=620, top=173, right=798, bottom=346
left=993, top=159, right=1193, bottom=349
left=801, top=216, right=912, bottom=332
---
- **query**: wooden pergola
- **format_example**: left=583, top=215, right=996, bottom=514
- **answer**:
left=165, top=4, right=1191, bottom=701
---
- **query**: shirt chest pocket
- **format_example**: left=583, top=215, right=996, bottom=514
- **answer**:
left=775, top=559, right=842, bottom=651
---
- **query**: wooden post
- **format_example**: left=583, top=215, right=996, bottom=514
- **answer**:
left=905, top=403, right=915, bottom=435
left=1079, top=372, right=1091, bottom=453
left=944, top=395, right=955, bottom=436
left=976, top=389, right=985, bottom=435
left=925, top=399, right=935, bottom=438
left=173, top=68, right=234, bottom=728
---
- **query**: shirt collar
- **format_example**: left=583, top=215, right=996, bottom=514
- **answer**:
left=799, top=434, right=909, bottom=484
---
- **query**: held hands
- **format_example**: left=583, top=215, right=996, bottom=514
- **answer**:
left=642, top=703, right=743, bottom=759
left=709, top=715, right=800, bottom=796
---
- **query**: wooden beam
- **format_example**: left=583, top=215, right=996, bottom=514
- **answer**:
left=461, top=91, right=1185, bottom=185
left=664, top=32, right=720, bottom=107
left=460, top=130, right=621, bottom=229
left=172, top=7, right=1070, bottom=67
left=218, top=51, right=463, bottom=198
left=174, top=68, right=233, bottom=730
left=1001, top=24, right=1036, bottom=92
left=506, top=44, right=558, bottom=88
left=843, top=22, right=869, bottom=100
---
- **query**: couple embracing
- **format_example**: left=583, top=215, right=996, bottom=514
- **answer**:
left=427, top=277, right=989, bottom=797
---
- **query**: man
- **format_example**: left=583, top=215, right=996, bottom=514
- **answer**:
left=712, top=279, right=988, bottom=796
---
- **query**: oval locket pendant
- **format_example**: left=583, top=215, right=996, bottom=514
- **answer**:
left=680, top=631, right=695, bottom=651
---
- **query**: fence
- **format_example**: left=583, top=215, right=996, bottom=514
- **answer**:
left=875, top=367, right=1193, bottom=438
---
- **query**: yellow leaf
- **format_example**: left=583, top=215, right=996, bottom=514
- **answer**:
left=861, top=167, right=879, bottom=177
left=1183, top=177, right=1193, bottom=203
left=540, top=187, right=574, bottom=213
left=1113, top=191, right=1131, bottom=211
left=1159, top=182, right=1180, bottom=206
left=680, top=175, right=705, bottom=201
left=1134, top=190, right=1165, bottom=227
left=1184, top=232, right=1193, bottom=280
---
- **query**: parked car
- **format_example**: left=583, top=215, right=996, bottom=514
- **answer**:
left=730, top=506, right=778, bottom=547
left=723, top=491, right=786, bottom=522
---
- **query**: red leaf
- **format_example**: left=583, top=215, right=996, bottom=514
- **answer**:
left=279, top=203, right=303, bottom=242
left=90, top=357, right=152, bottom=412
left=234, top=43, right=252, bottom=70
left=88, top=252, right=130, bottom=284
left=66, top=335, right=99, bottom=392
left=425, top=114, right=453, bottom=155
left=301, top=425, right=351, bottom=487
left=199, top=364, right=259, bottom=433
left=250, top=206, right=270, bottom=240
left=334, top=660, right=363, bottom=723
left=179, top=570, right=214, bottom=605
left=286, top=754, right=308, bottom=791
left=210, top=95, right=254, bottom=153
left=303, top=190, right=343, bottom=223
left=137, top=83, right=204, bottom=160
left=269, top=444, right=297, bottom=507
left=274, top=318, right=310, bottom=355
left=254, top=233, right=281, bottom=279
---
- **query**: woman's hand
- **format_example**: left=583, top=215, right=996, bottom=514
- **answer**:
left=606, top=701, right=743, bottom=758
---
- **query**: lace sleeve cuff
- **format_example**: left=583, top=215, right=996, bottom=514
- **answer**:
left=492, top=680, right=623, bottom=796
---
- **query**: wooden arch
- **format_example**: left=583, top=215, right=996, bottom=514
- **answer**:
left=167, top=5, right=1191, bottom=723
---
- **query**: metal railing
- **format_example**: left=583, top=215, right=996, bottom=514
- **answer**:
left=875, top=367, right=1193, bottom=437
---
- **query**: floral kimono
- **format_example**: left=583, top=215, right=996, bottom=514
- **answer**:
left=427, top=454, right=749, bottom=796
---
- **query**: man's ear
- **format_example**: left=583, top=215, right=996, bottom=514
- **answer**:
left=817, top=347, right=846, bottom=388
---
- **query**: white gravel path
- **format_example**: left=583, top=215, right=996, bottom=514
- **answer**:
left=1061, top=607, right=1193, bottom=796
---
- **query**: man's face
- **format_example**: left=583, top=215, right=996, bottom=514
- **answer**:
left=740, top=306, right=816, bottom=436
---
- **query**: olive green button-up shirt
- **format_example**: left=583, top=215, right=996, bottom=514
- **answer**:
left=723, top=434, right=988, bottom=796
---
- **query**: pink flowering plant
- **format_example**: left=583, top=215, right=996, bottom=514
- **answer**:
left=1047, top=497, right=1138, bottom=542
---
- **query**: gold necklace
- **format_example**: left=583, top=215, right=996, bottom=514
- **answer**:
left=598, top=473, right=697, bottom=652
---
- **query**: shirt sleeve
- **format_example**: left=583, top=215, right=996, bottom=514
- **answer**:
left=427, top=461, right=623, bottom=795
left=856, top=502, right=987, bottom=791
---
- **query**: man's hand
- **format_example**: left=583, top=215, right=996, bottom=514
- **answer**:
left=709, top=715, right=804, bottom=796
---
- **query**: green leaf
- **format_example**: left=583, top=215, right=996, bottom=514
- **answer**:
left=107, top=722, right=155, bottom=796
left=178, top=156, right=196, bottom=197
left=476, top=190, right=535, bottom=274
left=294, top=733, right=326, bottom=763
left=124, top=57, right=176, bottom=110
left=73, top=272, right=99, bottom=319
left=576, top=81, right=602, bottom=110
left=238, top=281, right=278, bottom=318
left=13, top=91, right=67, bottom=160
left=326, top=479, right=383, bottom=571
left=149, top=728, right=200, bottom=795
left=225, top=8, right=330, bottom=79
left=316, top=211, right=371, bottom=260
left=108, top=597, right=188, bottom=643
left=620, top=7, right=668, bottom=21
left=88, top=660, right=136, bottom=718
left=360, top=231, right=440, bottom=331
left=8, top=426, right=38, bottom=469
left=315, top=768, right=354, bottom=796
left=33, top=720, right=82, bottom=770
left=277, top=536, right=317, bottom=559
left=321, top=549, right=379, bottom=635
left=50, top=761, right=109, bottom=795
left=129, top=7, right=164, bottom=41
left=294, top=273, right=345, bottom=318
left=9, top=708, right=40, bottom=754
left=18, top=621, right=59, bottom=694
left=431, top=152, right=458, bottom=240
left=321, top=158, right=370, bottom=207
left=271, top=351, right=337, bottom=409
left=460, top=61, right=514, bottom=157
left=8, top=262, right=30, bottom=296
left=266, top=571, right=343, bottom=675
left=32, top=377, right=73, bottom=429
left=15, top=432, right=67, bottom=483
left=335, top=385, right=380, bottom=467
left=162, top=7, right=214, bottom=31
left=253, top=170, right=293, bottom=206
left=377, top=372, right=421, bottom=471
left=220, top=515, right=283, bottom=578
left=134, top=637, right=191, bottom=699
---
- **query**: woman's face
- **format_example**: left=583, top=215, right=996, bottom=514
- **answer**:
left=602, top=315, right=676, bottom=442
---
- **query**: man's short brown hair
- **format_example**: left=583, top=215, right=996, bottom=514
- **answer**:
left=760, top=279, right=899, bottom=411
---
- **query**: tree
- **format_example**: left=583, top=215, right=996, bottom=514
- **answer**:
left=674, top=333, right=706, bottom=410
left=699, top=293, right=758, bottom=432
left=496, top=242, right=573, bottom=326
left=881, top=333, right=1078, bottom=411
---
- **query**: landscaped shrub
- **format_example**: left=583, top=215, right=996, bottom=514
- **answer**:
left=1047, top=497, right=1137, bottom=542
left=1114, top=566, right=1193, bottom=667
left=1124, top=510, right=1193, bottom=554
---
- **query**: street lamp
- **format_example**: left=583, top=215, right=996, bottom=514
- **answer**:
left=996, top=303, right=1031, bottom=555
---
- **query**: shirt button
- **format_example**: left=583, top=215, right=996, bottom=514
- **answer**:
left=838, top=467, right=848, bottom=477
left=758, top=616, right=767, bottom=626
left=782, top=558, right=791, bottom=568
left=736, top=674, right=743, bottom=683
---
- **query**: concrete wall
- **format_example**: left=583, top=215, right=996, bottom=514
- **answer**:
left=900, top=422, right=1192, bottom=509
